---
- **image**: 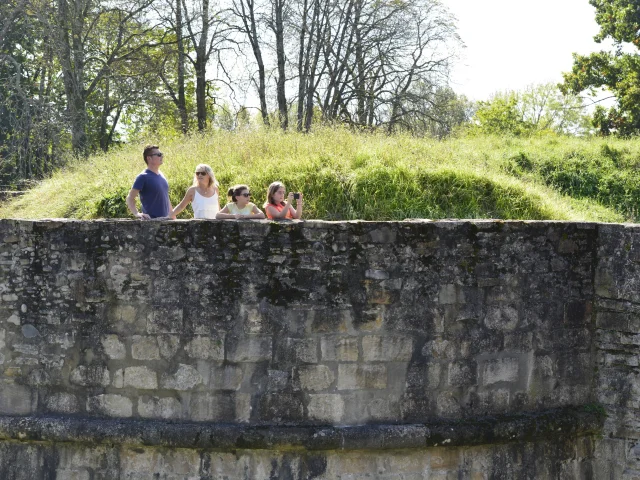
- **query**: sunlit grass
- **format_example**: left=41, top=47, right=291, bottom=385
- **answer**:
left=0, top=127, right=631, bottom=222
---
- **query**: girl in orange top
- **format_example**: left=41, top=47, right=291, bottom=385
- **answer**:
left=264, top=181, right=303, bottom=219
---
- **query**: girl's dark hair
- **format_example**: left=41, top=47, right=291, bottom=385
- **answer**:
left=227, top=184, right=249, bottom=203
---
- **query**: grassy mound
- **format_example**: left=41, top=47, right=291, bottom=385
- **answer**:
left=0, top=128, right=630, bottom=222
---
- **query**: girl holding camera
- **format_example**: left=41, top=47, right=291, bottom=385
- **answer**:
left=264, top=181, right=303, bottom=220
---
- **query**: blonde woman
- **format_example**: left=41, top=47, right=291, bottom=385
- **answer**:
left=172, top=164, right=220, bottom=219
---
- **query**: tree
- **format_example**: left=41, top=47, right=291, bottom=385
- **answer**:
left=561, top=0, right=640, bottom=135
left=37, top=0, right=159, bottom=155
left=231, top=0, right=270, bottom=126
left=181, top=0, right=232, bottom=131
left=0, top=0, right=68, bottom=183
left=472, top=84, right=589, bottom=136
left=316, top=0, right=460, bottom=130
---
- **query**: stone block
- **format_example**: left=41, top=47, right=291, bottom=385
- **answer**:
left=55, top=470, right=90, bottom=480
left=439, top=284, right=463, bottom=305
left=266, top=369, right=290, bottom=391
left=362, top=335, right=413, bottom=361
left=258, top=392, right=304, bottom=421
left=365, top=396, right=396, bottom=420
left=123, top=366, right=158, bottom=389
left=161, top=364, right=203, bottom=390
left=337, top=364, right=387, bottom=390
left=296, top=365, right=335, bottom=391
left=564, top=300, right=592, bottom=326
left=87, top=394, right=133, bottom=417
left=158, top=335, right=180, bottom=359
left=242, top=305, right=265, bottom=334
left=109, top=304, right=145, bottom=334
left=0, top=328, right=5, bottom=365
left=484, top=305, right=519, bottom=331
left=235, top=393, right=252, bottom=422
left=189, top=393, right=236, bottom=421
left=147, top=307, right=183, bottom=334
left=70, top=365, right=110, bottom=387
left=120, top=448, right=162, bottom=474
left=427, top=363, right=443, bottom=388
left=0, top=383, right=32, bottom=414
left=481, top=358, right=519, bottom=385
left=227, top=336, right=272, bottom=362
left=138, top=396, right=182, bottom=419
left=185, top=335, right=224, bottom=360
left=275, top=337, right=318, bottom=363
left=308, top=394, right=344, bottom=423
left=320, top=335, right=358, bottom=362
left=211, top=364, right=245, bottom=391
left=131, top=336, right=160, bottom=360
left=436, top=391, right=462, bottom=416
left=365, top=269, right=389, bottom=280
left=423, top=339, right=457, bottom=360
left=447, top=361, right=477, bottom=387
left=45, top=392, right=80, bottom=413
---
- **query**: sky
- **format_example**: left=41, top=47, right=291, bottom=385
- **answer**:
left=445, top=0, right=610, bottom=102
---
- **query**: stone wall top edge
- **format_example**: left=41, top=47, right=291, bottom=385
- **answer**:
left=0, top=218, right=622, bottom=228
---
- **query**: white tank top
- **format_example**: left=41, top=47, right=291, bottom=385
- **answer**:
left=192, top=189, right=219, bottom=219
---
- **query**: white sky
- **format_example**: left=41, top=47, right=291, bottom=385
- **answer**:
left=445, top=0, right=610, bottom=101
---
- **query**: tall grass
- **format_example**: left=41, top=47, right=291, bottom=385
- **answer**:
left=0, top=127, right=631, bottom=222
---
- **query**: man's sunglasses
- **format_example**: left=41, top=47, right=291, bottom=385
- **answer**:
left=149, top=152, right=163, bottom=158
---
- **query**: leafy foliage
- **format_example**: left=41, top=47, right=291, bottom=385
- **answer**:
left=471, top=84, right=589, bottom=136
left=562, top=0, right=640, bottom=135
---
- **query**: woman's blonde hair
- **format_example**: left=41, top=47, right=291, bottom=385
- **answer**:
left=265, top=181, right=286, bottom=208
left=192, top=164, right=219, bottom=188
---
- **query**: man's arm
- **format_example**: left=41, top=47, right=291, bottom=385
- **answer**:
left=126, top=188, right=150, bottom=219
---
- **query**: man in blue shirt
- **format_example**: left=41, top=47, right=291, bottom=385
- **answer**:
left=126, top=145, right=174, bottom=219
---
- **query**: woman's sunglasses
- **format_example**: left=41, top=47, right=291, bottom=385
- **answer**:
left=195, top=171, right=207, bottom=176
left=239, top=192, right=251, bottom=197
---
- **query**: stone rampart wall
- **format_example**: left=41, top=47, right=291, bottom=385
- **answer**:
left=0, top=219, right=635, bottom=479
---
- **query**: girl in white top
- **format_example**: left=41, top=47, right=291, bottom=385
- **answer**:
left=216, top=184, right=265, bottom=219
left=172, top=164, right=220, bottom=219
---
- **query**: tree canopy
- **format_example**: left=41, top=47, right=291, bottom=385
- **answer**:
left=561, top=0, right=640, bottom=135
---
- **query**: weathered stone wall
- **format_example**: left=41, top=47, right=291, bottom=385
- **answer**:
left=593, top=224, right=640, bottom=478
left=0, top=219, right=635, bottom=479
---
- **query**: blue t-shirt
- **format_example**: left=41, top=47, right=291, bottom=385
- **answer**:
left=132, top=169, right=171, bottom=218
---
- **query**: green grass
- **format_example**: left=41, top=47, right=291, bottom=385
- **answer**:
left=0, top=127, right=634, bottom=222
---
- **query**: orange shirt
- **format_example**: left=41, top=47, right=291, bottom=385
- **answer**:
left=266, top=203, right=293, bottom=219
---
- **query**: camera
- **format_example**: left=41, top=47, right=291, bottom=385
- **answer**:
left=293, top=192, right=300, bottom=200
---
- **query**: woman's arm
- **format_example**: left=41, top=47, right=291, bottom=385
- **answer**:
left=251, top=204, right=266, bottom=219
left=172, top=187, right=196, bottom=217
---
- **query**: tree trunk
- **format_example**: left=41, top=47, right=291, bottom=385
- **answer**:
left=273, top=0, right=288, bottom=130
left=195, top=0, right=210, bottom=131
left=238, top=0, right=269, bottom=126
left=176, top=0, right=189, bottom=133
left=57, top=0, right=88, bottom=156
left=296, top=0, right=309, bottom=132
left=99, top=74, right=110, bottom=151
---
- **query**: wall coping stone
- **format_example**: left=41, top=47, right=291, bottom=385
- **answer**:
left=0, top=406, right=603, bottom=451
